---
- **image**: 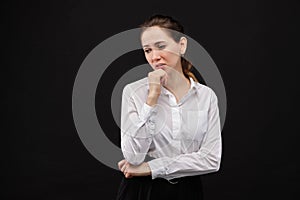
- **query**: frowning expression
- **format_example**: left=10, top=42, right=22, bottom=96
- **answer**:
left=141, top=26, right=186, bottom=73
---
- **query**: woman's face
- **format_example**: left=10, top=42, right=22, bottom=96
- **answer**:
left=141, top=26, right=186, bottom=73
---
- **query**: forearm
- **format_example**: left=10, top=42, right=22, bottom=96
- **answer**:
left=147, top=140, right=221, bottom=180
left=121, top=134, right=152, bottom=165
left=121, top=102, right=157, bottom=165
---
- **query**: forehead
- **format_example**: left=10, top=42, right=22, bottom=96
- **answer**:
left=141, top=26, right=173, bottom=46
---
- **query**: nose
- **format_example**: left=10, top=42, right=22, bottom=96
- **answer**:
left=151, top=50, right=161, bottom=62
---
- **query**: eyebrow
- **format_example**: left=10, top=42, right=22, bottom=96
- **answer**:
left=143, top=41, right=166, bottom=48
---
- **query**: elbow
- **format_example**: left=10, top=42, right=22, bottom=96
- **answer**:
left=214, top=158, right=222, bottom=172
left=207, top=154, right=221, bottom=173
left=208, top=144, right=222, bottom=172
left=213, top=160, right=221, bottom=172
left=206, top=161, right=220, bottom=173
left=121, top=137, right=150, bottom=166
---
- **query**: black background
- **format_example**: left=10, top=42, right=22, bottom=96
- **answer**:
left=3, top=0, right=299, bottom=199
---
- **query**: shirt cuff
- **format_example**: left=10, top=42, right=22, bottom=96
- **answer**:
left=147, top=157, right=170, bottom=179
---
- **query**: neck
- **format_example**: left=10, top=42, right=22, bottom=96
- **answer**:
left=164, top=71, right=191, bottom=98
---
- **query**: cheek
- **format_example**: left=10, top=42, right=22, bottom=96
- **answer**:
left=145, top=54, right=155, bottom=69
left=164, top=47, right=179, bottom=57
left=165, top=44, right=180, bottom=56
left=145, top=54, right=151, bottom=63
left=163, top=51, right=179, bottom=62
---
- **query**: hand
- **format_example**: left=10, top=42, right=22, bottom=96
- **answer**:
left=118, top=159, right=151, bottom=178
left=147, top=69, right=167, bottom=106
left=148, top=69, right=167, bottom=95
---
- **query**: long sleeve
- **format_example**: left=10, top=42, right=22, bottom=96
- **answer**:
left=147, top=89, right=222, bottom=180
left=120, top=85, right=156, bottom=165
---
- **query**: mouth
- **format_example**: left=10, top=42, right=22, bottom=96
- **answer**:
left=154, top=63, right=166, bottom=69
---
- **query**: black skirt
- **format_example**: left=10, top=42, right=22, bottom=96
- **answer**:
left=115, top=175, right=203, bottom=200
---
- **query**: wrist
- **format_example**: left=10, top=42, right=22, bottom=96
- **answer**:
left=147, top=93, right=159, bottom=106
left=144, top=162, right=152, bottom=176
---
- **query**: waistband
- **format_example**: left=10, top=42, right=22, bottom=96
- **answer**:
left=165, top=175, right=202, bottom=184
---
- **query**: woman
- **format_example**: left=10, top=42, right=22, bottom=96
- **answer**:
left=116, top=14, right=222, bottom=200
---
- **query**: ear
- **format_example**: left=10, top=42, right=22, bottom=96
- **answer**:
left=179, top=37, right=187, bottom=55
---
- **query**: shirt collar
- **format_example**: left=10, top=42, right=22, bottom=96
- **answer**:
left=147, top=77, right=198, bottom=95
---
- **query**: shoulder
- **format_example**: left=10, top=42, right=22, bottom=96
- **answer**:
left=194, top=81, right=214, bottom=94
left=194, top=82, right=218, bottom=101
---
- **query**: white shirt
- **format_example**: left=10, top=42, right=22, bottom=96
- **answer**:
left=121, top=77, right=222, bottom=181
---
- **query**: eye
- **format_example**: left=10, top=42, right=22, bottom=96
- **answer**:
left=157, top=44, right=166, bottom=49
left=144, top=48, right=151, bottom=54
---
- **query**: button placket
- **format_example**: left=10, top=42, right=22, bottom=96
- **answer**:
left=169, top=91, right=182, bottom=141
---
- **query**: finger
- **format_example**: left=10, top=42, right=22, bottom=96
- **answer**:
left=161, top=75, right=167, bottom=85
left=118, top=159, right=126, bottom=170
left=122, top=161, right=129, bottom=170
left=157, top=69, right=167, bottom=77
left=125, top=172, right=132, bottom=178
left=121, top=164, right=126, bottom=173
left=121, top=163, right=128, bottom=173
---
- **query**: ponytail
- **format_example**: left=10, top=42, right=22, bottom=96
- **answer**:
left=181, top=57, right=198, bottom=83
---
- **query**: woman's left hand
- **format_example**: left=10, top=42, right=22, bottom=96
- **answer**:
left=118, top=159, right=151, bottom=178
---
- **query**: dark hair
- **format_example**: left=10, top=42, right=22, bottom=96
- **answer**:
left=140, top=14, right=198, bottom=82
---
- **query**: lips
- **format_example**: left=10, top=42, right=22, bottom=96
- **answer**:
left=155, top=63, right=166, bottom=69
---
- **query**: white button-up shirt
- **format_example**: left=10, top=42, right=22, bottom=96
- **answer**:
left=121, top=77, right=222, bottom=181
